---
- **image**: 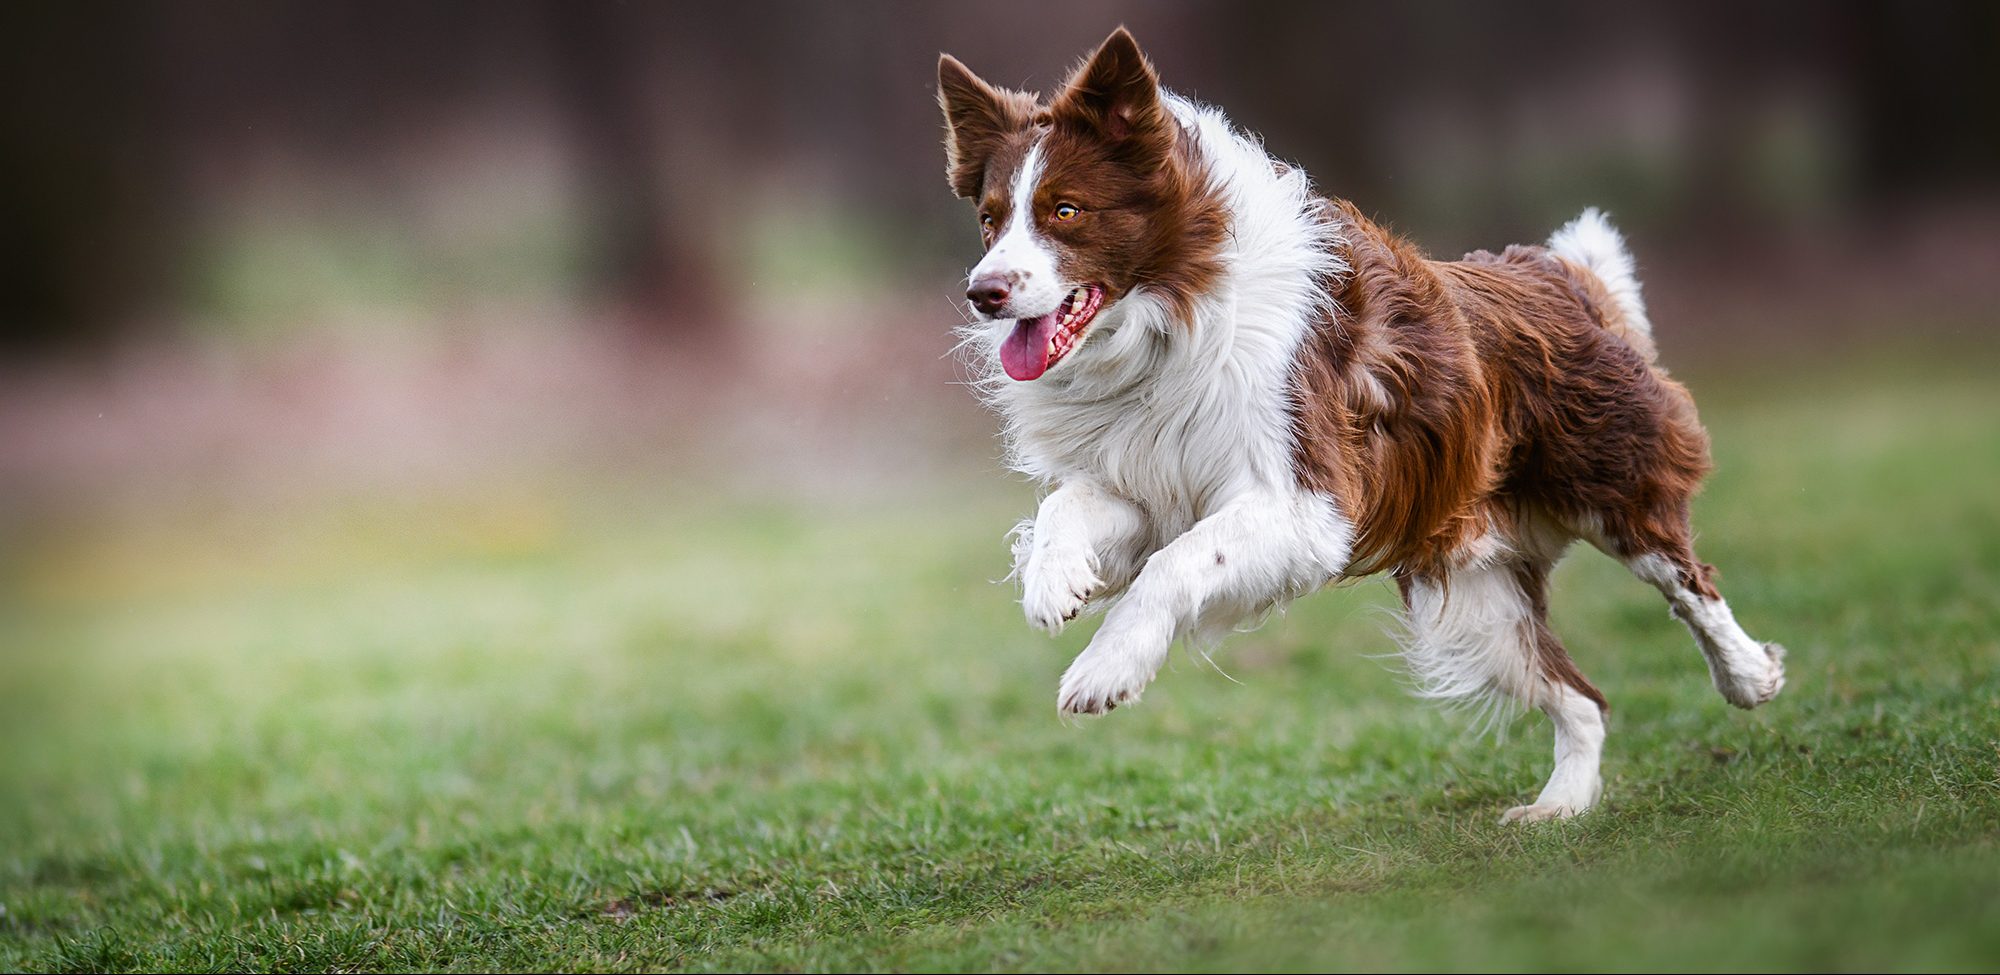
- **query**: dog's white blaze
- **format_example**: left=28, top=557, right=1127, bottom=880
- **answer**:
left=968, top=140, right=1066, bottom=319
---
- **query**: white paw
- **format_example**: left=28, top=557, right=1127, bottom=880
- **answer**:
left=1717, top=641, right=1786, bottom=710
left=1500, top=802, right=1586, bottom=823
left=1056, top=628, right=1166, bottom=716
left=1022, top=547, right=1102, bottom=635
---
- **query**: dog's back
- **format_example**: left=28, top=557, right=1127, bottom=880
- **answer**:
left=1445, top=240, right=1714, bottom=569
left=1290, top=201, right=1707, bottom=581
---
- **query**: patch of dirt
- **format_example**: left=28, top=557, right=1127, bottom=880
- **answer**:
left=597, top=886, right=737, bottom=920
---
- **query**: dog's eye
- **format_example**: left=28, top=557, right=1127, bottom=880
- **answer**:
left=979, top=213, right=995, bottom=231
left=1053, top=203, right=1081, bottom=222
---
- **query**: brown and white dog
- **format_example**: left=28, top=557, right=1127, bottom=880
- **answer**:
left=938, top=28, right=1785, bottom=820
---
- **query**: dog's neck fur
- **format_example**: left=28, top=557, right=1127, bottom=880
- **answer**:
left=969, top=94, right=1344, bottom=533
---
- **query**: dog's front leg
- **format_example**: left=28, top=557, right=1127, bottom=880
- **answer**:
left=1015, top=480, right=1149, bottom=634
left=1057, top=493, right=1348, bottom=715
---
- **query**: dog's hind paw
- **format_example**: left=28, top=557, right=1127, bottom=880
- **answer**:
left=1500, top=802, right=1585, bottom=823
left=1718, top=641, right=1786, bottom=709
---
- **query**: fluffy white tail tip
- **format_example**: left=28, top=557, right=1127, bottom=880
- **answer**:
left=1549, top=207, right=1651, bottom=340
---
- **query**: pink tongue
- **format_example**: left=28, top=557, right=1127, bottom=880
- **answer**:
left=1000, top=313, right=1060, bottom=381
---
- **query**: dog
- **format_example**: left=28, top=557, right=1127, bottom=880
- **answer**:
left=937, top=27, right=1784, bottom=820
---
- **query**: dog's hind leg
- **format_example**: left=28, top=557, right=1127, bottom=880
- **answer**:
left=1603, top=528, right=1786, bottom=710
left=1399, top=557, right=1608, bottom=821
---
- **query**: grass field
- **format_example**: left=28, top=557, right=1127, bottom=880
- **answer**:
left=3, top=353, right=1998, bottom=972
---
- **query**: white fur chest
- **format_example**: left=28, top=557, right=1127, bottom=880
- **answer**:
left=996, top=293, right=1290, bottom=537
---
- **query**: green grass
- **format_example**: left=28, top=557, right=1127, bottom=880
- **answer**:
left=3, top=355, right=1998, bottom=972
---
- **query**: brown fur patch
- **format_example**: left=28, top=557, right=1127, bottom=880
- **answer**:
left=937, top=55, right=1039, bottom=201
left=1292, top=203, right=1714, bottom=583
left=1551, top=255, right=1658, bottom=363
left=1291, top=201, right=1498, bottom=578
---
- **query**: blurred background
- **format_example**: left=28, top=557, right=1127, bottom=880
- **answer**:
left=5, top=8, right=1999, bottom=968
left=1, top=0, right=1995, bottom=555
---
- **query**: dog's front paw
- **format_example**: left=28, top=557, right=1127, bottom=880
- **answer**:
left=1056, top=625, right=1169, bottom=716
left=1057, top=651, right=1148, bottom=715
left=1022, top=547, right=1101, bottom=635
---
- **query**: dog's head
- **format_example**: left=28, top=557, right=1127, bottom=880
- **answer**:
left=939, top=28, right=1224, bottom=382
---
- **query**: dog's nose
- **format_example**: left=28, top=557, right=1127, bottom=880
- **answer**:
left=967, top=275, right=1011, bottom=315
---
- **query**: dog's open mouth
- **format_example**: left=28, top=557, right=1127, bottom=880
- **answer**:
left=999, top=285, right=1104, bottom=381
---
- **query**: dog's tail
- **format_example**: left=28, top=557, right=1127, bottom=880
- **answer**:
left=1549, top=208, right=1655, bottom=361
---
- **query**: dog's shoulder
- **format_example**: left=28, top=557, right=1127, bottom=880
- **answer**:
left=1291, top=199, right=1498, bottom=577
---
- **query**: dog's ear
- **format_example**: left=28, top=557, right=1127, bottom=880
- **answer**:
left=1051, top=27, right=1170, bottom=157
left=938, top=54, right=1035, bottom=199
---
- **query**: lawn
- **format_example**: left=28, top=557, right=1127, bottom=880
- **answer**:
left=3, top=352, right=1998, bottom=972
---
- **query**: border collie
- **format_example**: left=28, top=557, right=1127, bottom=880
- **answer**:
left=938, top=27, right=1784, bottom=820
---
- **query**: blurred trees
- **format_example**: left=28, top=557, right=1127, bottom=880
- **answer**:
left=1, top=3, right=175, bottom=352
left=0, top=0, right=1993, bottom=355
